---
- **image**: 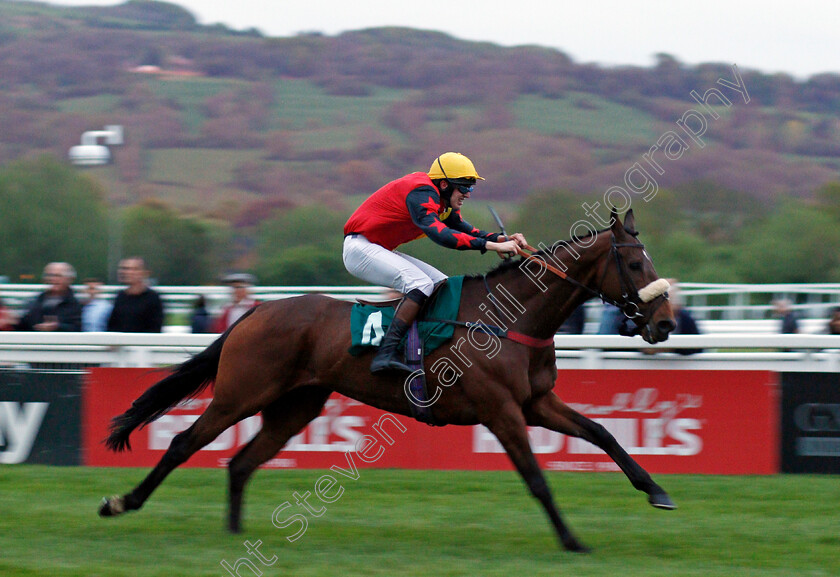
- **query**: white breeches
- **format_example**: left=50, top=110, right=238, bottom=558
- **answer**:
left=343, top=234, right=447, bottom=296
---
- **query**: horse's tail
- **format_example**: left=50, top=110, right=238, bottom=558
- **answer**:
left=104, top=308, right=257, bottom=453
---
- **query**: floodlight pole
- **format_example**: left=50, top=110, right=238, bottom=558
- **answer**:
left=68, top=125, right=124, bottom=283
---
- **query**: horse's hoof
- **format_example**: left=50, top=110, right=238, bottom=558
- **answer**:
left=563, top=539, right=592, bottom=554
left=649, top=492, right=677, bottom=510
left=98, top=495, right=126, bottom=517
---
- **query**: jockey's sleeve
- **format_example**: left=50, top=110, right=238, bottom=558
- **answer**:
left=405, top=187, right=489, bottom=251
left=442, top=210, right=503, bottom=243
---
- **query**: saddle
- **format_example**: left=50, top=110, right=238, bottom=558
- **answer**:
left=355, top=282, right=444, bottom=309
left=356, top=295, right=403, bottom=308
left=350, top=281, right=460, bottom=427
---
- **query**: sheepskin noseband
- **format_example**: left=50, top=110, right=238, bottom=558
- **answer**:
left=638, top=278, right=670, bottom=303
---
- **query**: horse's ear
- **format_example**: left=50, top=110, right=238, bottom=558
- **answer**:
left=609, top=206, right=621, bottom=234
left=623, top=209, right=637, bottom=235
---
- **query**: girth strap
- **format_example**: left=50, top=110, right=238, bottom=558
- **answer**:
left=505, top=331, right=555, bottom=349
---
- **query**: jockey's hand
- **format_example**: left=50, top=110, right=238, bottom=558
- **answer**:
left=487, top=239, right=520, bottom=259
left=506, top=233, right=528, bottom=248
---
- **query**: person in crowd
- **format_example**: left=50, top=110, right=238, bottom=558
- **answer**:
left=107, top=257, right=164, bottom=333
left=558, top=304, right=586, bottom=334
left=81, top=277, right=113, bottom=332
left=214, top=273, right=260, bottom=332
left=0, top=296, right=15, bottom=330
left=827, top=306, right=840, bottom=335
left=343, top=152, right=526, bottom=373
left=772, top=299, right=799, bottom=334
left=642, top=279, right=702, bottom=355
left=190, top=295, right=212, bottom=334
left=598, top=303, right=623, bottom=334
left=16, top=262, right=82, bottom=331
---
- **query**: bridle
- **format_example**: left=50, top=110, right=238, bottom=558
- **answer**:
left=513, top=234, right=670, bottom=337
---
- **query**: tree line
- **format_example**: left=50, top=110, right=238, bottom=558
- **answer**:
left=2, top=155, right=839, bottom=286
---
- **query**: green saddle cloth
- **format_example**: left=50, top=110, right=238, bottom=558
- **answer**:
left=349, top=276, right=464, bottom=356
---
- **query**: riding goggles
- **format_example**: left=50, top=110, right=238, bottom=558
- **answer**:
left=455, top=184, right=474, bottom=194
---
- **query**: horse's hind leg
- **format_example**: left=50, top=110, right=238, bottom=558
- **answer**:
left=524, top=391, right=676, bottom=510
left=99, top=401, right=250, bottom=517
left=227, top=386, right=331, bottom=533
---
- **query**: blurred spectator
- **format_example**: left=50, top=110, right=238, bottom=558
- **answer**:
left=81, top=278, right=113, bottom=332
left=641, top=279, right=702, bottom=355
left=0, top=296, right=15, bottom=330
left=827, top=307, right=840, bottom=335
left=558, top=304, right=586, bottom=334
left=772, top=299, right=799, bottom=334
left=190, top=295, right=212, bottom=334
left=16, top=262, right=82, bottom=331
left=214, top=273, right=259, bottom=332
left=663, top=280, right=702, bottom=355
left=107, top=257, right=164, bottom=333
left=598, top=303, right=623, bottom=334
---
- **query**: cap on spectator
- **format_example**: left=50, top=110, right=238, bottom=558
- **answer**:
left=223, top=273, right=257, bottom=286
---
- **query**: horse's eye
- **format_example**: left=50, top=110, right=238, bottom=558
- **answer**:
left=628, top=262, right=642, bottom=271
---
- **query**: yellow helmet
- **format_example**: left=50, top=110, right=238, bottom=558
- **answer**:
left=427, top=152, right=485, bottom=182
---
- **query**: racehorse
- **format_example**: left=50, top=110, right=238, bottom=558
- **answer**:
left=99, top=209, right=677, bottom=553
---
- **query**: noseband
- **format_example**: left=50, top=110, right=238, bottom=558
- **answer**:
left=515, top=235, right=670, bottom=336
left=599, top=236, right=670, bottom=336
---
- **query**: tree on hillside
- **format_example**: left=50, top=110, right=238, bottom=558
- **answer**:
left=735, top=200, right=840, bottom=283
left=90, top=0, right=198, bottom=31
left=509, top=188, right=594, bottom=246
left=815, top=181, right=840, bottom=222
left=254, top=206, right=355, bottom=286
left=0, top=155, right=108, bottom=280
left=120, top=200, right=218, bottom=284
left=668, top=181, right=768, bottom=243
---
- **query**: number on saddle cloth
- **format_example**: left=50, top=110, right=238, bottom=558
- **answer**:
left=360, top=311, right=385, bottom=346
left=348, top=276, right=464, bottom=357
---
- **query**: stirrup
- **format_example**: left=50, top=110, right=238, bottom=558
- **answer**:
left=371, top=354, right=412, bottom=374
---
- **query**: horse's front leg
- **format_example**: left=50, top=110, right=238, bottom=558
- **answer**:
left=484, top=401, right=590, bottom=553
left=524, top=391, right=676, bottom=510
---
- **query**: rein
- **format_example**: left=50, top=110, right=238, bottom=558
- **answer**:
left=507, top=235, right=669, bottom=338
left=428, top=233, right=670, bottom=349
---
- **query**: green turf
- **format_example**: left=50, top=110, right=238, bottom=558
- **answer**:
left=0, top=466, right=836, bottom=576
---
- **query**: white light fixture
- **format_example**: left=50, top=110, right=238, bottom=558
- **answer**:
left=68, top=125, right=124, bottom=166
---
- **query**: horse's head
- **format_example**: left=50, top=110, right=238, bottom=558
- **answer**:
left=596, top=209, right=675, bottom=344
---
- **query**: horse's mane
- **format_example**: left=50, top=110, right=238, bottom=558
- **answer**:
left=476, top=226, right=614, bottom=279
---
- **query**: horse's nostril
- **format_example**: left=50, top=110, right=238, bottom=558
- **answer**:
left=658, top=319, right=676, bottom=334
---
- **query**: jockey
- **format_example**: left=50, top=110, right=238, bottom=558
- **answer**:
left=343, top=152, right=527, bottom=374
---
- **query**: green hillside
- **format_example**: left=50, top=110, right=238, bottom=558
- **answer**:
left=1, top=0, right=840, bottom=284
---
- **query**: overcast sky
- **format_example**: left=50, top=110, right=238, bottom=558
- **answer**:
left=35, top=0, right=840, bottom=78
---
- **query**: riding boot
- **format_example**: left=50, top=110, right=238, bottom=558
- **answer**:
left=370, top=289, right=427, bottom=374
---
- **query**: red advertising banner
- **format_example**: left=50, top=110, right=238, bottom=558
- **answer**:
left=84, top=368, right=779, bottom=474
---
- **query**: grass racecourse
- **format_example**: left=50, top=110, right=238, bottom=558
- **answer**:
left=0, top=466, right=837, bottom=577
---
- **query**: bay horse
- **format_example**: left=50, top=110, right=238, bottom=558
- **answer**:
left=99, top=209, right=677, bottom=553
